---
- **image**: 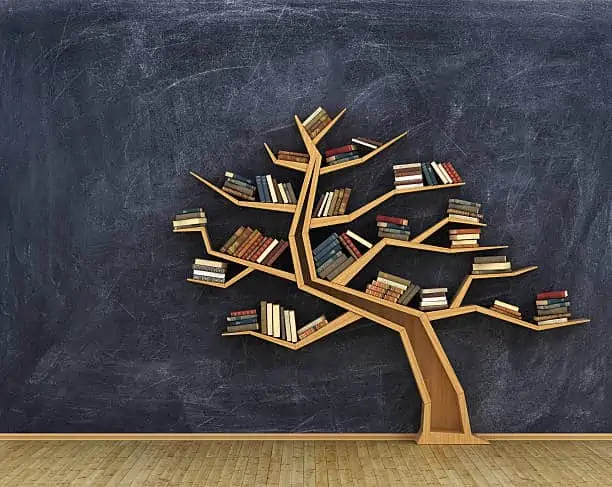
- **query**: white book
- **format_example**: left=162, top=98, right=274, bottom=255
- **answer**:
left=421, top=297, right=448, bottom=304
left=450, top=215, right=481, bottom=223
left=266, top=175, right=278, bottom=203
left=376, top=277, right=408, bottom=290
left=346, top=230, right=373, bottom=249
left=283, top=310, right=292, bottom=342
left=494, top=300, right=520, bottom=312
left=421, top=288, right=448, bottom=294
left=537, top=317, right=569, bottom=325
left=192, top=269, right=226, bottom=278
left=266, top=302, right=274, bottom=336
left=351, top=138, right=378, bottom=149
left=438, top=163, right=453, bottom=184
left=272, top=304, right=281, bottom=338
left=323, top=191, right=335, bottom=217
left=289, top=310, right=298, bottom=343
left=173, top=217, right=207, bottom=227
left=451, top=240, right=480, bottom=246
left=194, top=258, right=226, bottom=268
left=303, top=106, right=323, bottom=126
left=316, top=192, right=330, bottom=218
left=393, top=163, right=421, bottom=169
left=394, top=174, right=422, bottom=182
left=256, top=239, right=279, bottom=264
left=430, top=162, right=450, bottom=184
left=277, top=183, right=289, bottom=204
left=450, top=234, right=481, bottom=241
left=472, top=262, right=512, bottom=271
left=395, top=183, right=424, bottom=189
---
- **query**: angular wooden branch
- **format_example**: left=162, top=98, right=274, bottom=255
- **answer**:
left=190, top=171, right=296, bottom=213
left=222, top=310, right=362, bottom=350
left=427, top=304, right=590, bottom=331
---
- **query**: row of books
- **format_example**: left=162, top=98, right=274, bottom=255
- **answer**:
left=491, top=300, right=522, bottom=319
left=303, top=107, right=333, bottom=138
left=534, top=290, right=572, bottom=325
left=392, top=162, right=463, bottom=190
left=365, top=272, right=420, bottom=306
left=448, top=198, right=483, bottom=223
left=472, top=256, right=511, bottom=274
left=324, top=144, right=362, bottom=166
left=222, top=171, right=297, bottom=204
left=377, top=215, right=410, bottom=241
left=225, top=308, right=260, bottom=333
left=313, top=188, right=352, bottom=217
left=419, top=288, right=449, bottom=311
left=191, top=258, right=227, bottom=284
left=313, top=230, right=372, bottom=280
left=172, top=208, right=207, bottom=231
left=450, top=227, right=481, bottom=248
left=275, top=150, right=309, bottom=164
left=219, top=226, right=289, bottom=266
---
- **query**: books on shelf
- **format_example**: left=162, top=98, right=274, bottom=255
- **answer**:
left=393, top=163, right=423, bottom=189
left=313, top=188, right=352, bottom=217
left=254, top=175, right=297, bottom=204
left=172, top=208, right=207, bottom=230
left=297, top=315, right=329, bottom=340
left=276, top=150, right=309, bottom=164
left=365, top=271, right=420, bottom=306
left=258, top=301, right=298, bottom=342
left=491, top=299, right=522, bottom=319
left=376, top=214, right=410, bottom=241
left=472, top=255, right=511, bottom=274
left=419, top=288, right=449, bottom=311
left=303, top=107, right=333, bottom=138
left=448, top=198, right=483, bottom=223
left=324, top=144, right=360, bottom=166
left=312, top=231, right=371, bottom=280
left=192, top=258, right=227, bottom=284
left=222, top=172, right=257, bottom=201
left=449, top=228, right=481, bottom=248
left=219, top=227, right=289, bottom=266
left=533, top=290, right=572, bottom=325
left=226, top=308, right=259, bottom=333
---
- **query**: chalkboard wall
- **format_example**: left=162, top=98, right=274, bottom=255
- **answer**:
left=1, top=1, right=609, bottom=433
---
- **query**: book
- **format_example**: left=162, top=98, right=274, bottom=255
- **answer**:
left=536, top=290, right=568, bottom=300
left=323, top=190, right=335, bottom=216
left=226, top=322, right=259, bottom=332
left=326, top=151, right=360, bottom=163
left=338, top=234, right=359, bottom=260
left=225, top=177, right=256, bottom=191
left=320, top=254, right=349, bottom=279
left=178, top=207, right=204, bottom=215
left=535, top=298, right=569, bottom=306
left=491, top=305, right=522, bottom=318
left=194, top=258, right=226, bottom=268
left=449, top=233, right=481, bottom=241
left=193, top=269, right=226, bottom=279
left=285, top=183, right=298, bottom=204
left=340, top=233, right=362, bottom=258
left=279, top=306, right=286, bottom=341
left=537, top=306, right=569, bottom=316
left=327, top=256, right=355, bottom=280
left=376, top=222, right=410, bottom=231
left=327, top=153, right=360, bottom=165
left=191, top=275, right=226, bottom=283
left=289, top=310, right=297, bottom=343
left=174, top=210, right=206, bottom=221
left=325, top=145, right=358, bottom=157
left=449, top=229, right=482, bottom=236
left=533, top=312, right=571, bottom=321
left=313, top=193, right=327, bottom=217
left=399, top=284, right=420, bottom=305
left=265, top=302, right=273, bottom=336
left=173, top=217, right=207, bottom=228
left=235, top=231, right=262, bottom=259
left=536, top=301, right=570, bottom=310
left=260, top=302, right=268, bottom=335
left=421, top=288, right=448, bottom=295
left=493, top=300, right=520, bottom=312
left=313, top=233, right=340, bottom=255
left=256, top=239, right=280, bottom=264
left=272, top=304, right=281, bottom=338
left=447, top=208, right=482, bottom=219
left=297, top=315, right=327, bottom=336
left=303, top=107, right=323, bottom=126
left=376, top=215, right=409, bottom=226
left=352, top=137, right=380, bottom=149
left=224, top=171, right=253, bottom=185
left=472, top=262, right=512, bottom=271
left=430, top=162, right=450, bottom=184
left=226, top=315, right=258, bottom=323
left=192, top=265, right=226, bottom=274
left=378, top=272, right=411, bottom=287
left=327, top=189, right=341, bottom=216
left=449, top=214, right=482, bottom=223
left=473, top=256, right=506, bottom=264
left=265, top=174, right=278, bottom=203
left=395, top=183, right=425, bottom=189
left=263, top=240, right=289, bottom=266
left=226, top=227, right=252, bottom=255
left=346, top=230, right=373, bottom=249
left=338, top=188, right=352, bottom=215
left=536, top=317, right=569, bottom=325
left=442, top=162, right=462, bottom=183
left=249, top=236, right=274, bottom=262
left=378, top=231, right=411, bottom=241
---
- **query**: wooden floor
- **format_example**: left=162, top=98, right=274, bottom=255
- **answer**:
left=0, top=440, right=610, bottom=486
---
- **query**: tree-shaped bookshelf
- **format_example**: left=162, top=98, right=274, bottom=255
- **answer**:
left=175, top=108, right=590, bottom=445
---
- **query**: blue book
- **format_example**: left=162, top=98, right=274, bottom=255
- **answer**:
left=313, top=238, right=341, bottom=260
left=316, top=251, right=345, bottom=274
left=255, top=176, right=267, bottom=202
left=424, top=163, right=440, bottom=185
left=421, top=163, right=435, bottom=186
left=313, top=233, right=339, bottom=255
left=314, top=244, right=343, bottom=266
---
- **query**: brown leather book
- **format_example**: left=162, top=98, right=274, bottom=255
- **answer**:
left=243, top=234, right=268, bottom=261
left=331, top=189, right=345, bottom=216
left=223, top=186, right=256, bottom=201
left=235, top=230, right=262, bottom=259
left=449, top=228, right=481, bottom=235
left=228, top=227, right=254, bottom=255
left=277, top=154, right=309, bottom=163
left=338, top=188, right=352, bottom=215
left=249, top=237, right=273, bottom=262
left=313, top=193, right=326, bottom=217
left=492, top=305, right=522, bottom=318
left=263, top=241, right=289, bottom=266
left=220, top=226, right=246, bottom=253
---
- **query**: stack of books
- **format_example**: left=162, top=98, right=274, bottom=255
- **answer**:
left=297, top=315, right=329, bottom=340
left=220, top=227, right=289, bottom=266
left=172, top=208, right=207, bottom=231
left=472, top=256, right=511, bottom=274
left=365, top=272, right=421, bottom=306
left=313, top=234, right=356, bottom=280
left=534, top=290, right=572, bottom=325
left=192, top=258, right=227, bottom=284
left=393, top=163, right=424, bottom=189
left=303, top=107, right=332, bottom=138
left=226, top=309, right=259, bottom=333
left=376, top=215, right=410, bottom=241
left=259, top=301, right=298, bottom=342
left=491, top=300, right=522, bottom=319
left=325, top=144, right=360, bottom=166
left=449, top=228, right=481, bottom=248
left=222, top=172, right=256, bottom=201
left=254, top=175, right=297, bottom=204
left=425, top=161, right=462, bottom=185
left=313, top=188, right=352, bottom=217
left=351, top=137, right=382, bottom=151
left=419, top=288, right=449, bottom=311
left=447, top=198, right=483, bottom=223
left=275, top=150, right=309, bottom=164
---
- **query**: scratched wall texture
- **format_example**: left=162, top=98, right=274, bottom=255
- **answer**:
left=0, top=1, right=610, bottom=433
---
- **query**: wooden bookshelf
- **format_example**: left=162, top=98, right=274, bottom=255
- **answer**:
left=190, top=171, right=296, bottom=213
left=310, top=183, right=465, bottom=228
left=176, top=106, right=590, bottom=445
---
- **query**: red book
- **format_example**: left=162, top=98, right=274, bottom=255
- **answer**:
left=376, top=215, right=409, bottom=226
left=249, top=237, right=274, bottom=262
left=263, top=241, right=290, bottom=266
left=536, top=290, right=568, bottom=300
left=230, top=309, right=257, bottom=317
left=340, top=233, right=363, bottom=258
left=443, top=162, right=462, bottom=183
left=325, top=144, right=357, bottom=157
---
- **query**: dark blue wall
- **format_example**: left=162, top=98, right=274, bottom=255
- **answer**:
left=1, top=1, right=609, bottom=433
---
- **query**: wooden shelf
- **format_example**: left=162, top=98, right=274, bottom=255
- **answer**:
left=319, top=131, right=408, bottom=175
left=263, top=143, right=307, bottom=172
left=450, top=266, right=538, bottom=308
left=190, top=171, right=296, bottom=213
left=427, top=304, right=590, bottom=331
left=411, top=215, right=487, bottom=244
left=186, top=268, right=254, bottom=289
left=310, top=184, right=465, bottom=228
left=222, top=311, right=361, bottom=350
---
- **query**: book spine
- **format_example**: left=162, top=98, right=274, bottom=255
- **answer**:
left=325, top=144, right=358, bottom=157
left=223, top=186, right=256, bottom=200
left=277, top=182, right=289, bottom=204
left=226, top=323, right=259, bottom=332
left=346, top=230, right=372, bottom=249
left=220, top=226, right=245, bottom=253
left=313, top=233, right=340, bottom=256
left=260, top=301, right=268, bottom=335
left=338, top=188, right=352, bottom=215
left=302, top=106, right=323, bottom=126
left=313, top=194, right=326, bottom=217
left=255, top=176, right=266, bottom=203
left=331, top=189, right=345, bottom=216
left=266, top=175, right=278, bottom=203
left=338, top=234, right=359, bottom=260
left=536, top=290, right=568, bottom=300
left=235, top=231, right=262, bottom=259
left=248, top=236, right=273, bottom=262
left=264, top=240, right=289, bottom=266
left=327, top=256, right=355, bottom=280
left=224, top=171, right=253, bottom=185
left=376, top=215, right=409, bottom=226
left=340, top=233, right=362, bottom=258
left=228, top=228, right=253, bottom=255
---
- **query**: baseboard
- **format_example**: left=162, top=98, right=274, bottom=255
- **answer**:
left=0, top=433, right=610, bottom=441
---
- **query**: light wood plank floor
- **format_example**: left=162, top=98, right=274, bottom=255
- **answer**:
left=0, top=440, right=610, bottom=486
